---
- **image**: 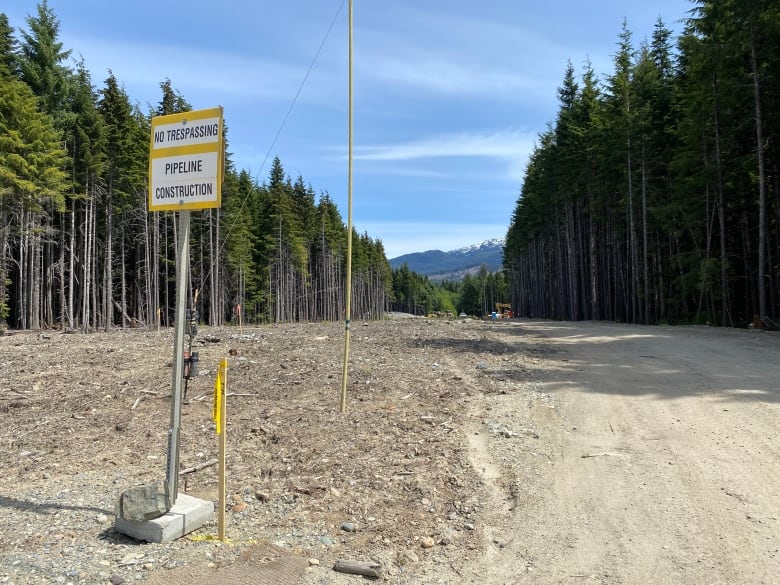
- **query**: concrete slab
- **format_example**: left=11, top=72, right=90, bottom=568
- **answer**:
left=114, top=493, right=214, bottom=543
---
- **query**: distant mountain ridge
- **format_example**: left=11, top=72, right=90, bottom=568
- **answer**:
left=389, top=238, right=504, bottom=280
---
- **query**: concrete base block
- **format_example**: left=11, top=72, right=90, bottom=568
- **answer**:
left=114, top=493, right=214, bottom=543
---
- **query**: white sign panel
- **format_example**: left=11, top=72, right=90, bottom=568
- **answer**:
left=150, top=152, right=219, bottom=206
left=151, top=116, right=221, bottom=150
left=148, top=107, right=224, bottom=211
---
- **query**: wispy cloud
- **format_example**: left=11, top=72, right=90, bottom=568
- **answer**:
left=358, top=166, right=449, bottom=179
left=353, top=129, right=534, bottom=161
left=359, top=54, right=542, bottom=98
left=355, top=6, right=570, bottom=100
left=63, top=34, right=309, bottom=104
left=349, top=130, right=534, bottom=182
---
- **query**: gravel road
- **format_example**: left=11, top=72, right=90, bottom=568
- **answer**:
left=465, top=320, right=780, bottom=585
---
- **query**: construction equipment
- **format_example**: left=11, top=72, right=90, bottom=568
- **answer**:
left=495, top=303, right=513, bottom=318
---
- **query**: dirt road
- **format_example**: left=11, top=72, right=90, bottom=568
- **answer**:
left=467, top=320, right=780, bottom=585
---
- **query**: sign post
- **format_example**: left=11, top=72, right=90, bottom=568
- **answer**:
left=114, top=107, right=223, bottom=535
left=150, top=107, right=224, bottom=510
left=165, top=209, right=190, bottom=507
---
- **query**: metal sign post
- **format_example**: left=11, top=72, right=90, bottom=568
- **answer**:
left=115, top=108, right=223, bottom=524
left=149, top=107, right=224, bottom=507
left=165, top=209, right=191, bottom=508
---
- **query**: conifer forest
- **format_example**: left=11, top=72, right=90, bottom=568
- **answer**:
left=2, top=1, right=779, bottom=331
left=0, top=3, right=391, bottom=330
left=505, top=1, right=780, bottom=327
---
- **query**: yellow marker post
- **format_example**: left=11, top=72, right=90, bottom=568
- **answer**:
left=214, top=360, right=223, bottom=434
left=214, top=358, right=228, bottom=540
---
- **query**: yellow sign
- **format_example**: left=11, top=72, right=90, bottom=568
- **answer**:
left=148, top=107, right=224, bottom=211
left=214, top=358, right=227, bottom=434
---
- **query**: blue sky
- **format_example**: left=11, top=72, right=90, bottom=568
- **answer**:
left=4, top=0, right=692, bottom=258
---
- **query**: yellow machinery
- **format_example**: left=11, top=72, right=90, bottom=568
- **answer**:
left=495, top=303, right=513, bottom=318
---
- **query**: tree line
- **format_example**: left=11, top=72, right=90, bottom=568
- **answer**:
left=389, top=264, right=508, bottom=318
left=504, top=1, right=780, bottom=327
left=0, top=2, right=392, bottom=330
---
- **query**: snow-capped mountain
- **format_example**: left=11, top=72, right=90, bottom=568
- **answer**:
left=388, top=238, right=504, bottom=280
left=451, top=238, right=506, bottom=256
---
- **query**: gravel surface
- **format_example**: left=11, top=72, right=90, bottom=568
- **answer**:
left=1, top=317, right=534, bottom=584
left=5, top=319, right=775, bottom=584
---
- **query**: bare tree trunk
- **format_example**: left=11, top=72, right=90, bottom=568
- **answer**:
left=91, top=202, right=99, bottom=330
left=104, top=190, right=113, bottom=331
left=750, top=26, right=768, bottom=320
left=164, top=214, right=170, bottom=326
left=82, top=191, right=93, bottom=333
left=120, top=222, right=127, bottom=328
left=589, top=198, right=599, bottom=320
left=198, top=218, right=204, bottom=325
left=214, top=209, right=221, bottom=325
left=207, top=209, right=215, bottom=325
left=565, top=202, right=577, bottom=320
left=18, top=209, right=29, bottom=329
left=43, top=228, right=54, bottom=327
left=143, top=208, right=152, bottom=328
left=641, top=149, right=649, bottom=323
left=712, top=77, right=731, bottom=326
left=276, top=216, right=283, bottom=323
left=29, top=214, right=41, bottom=329
left=152, top=212, right=160, bottom=328
left=627, top=137, right=639, bottom=323
left=696, top=182, right=716, bottom=323
left=59, top=212, right=66, bottom=328
left=68, top=206, right=75, bottom=330
left=0, top=201, right=9, bottom=329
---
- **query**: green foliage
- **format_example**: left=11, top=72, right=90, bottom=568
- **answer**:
left=0, top=67, right=68, bottom=209
left=0, top=2, right=389, bottom=328
left=156, top=78, right=191, bottom=116
left=505, top=5, right=780, bottom=325
left=0, top=63, right=68, bottom=327
left=222, top=169, right=260, bottom=309
left=434, top=288, right=458, bottom=315
left=391, top=264, right=435, bottom=315
left=99, top=71, right=144, bottom=207
left=17, top=0, right=73, bottom=125
left=0, top=13, right=19, bottom=75
left=455, top=268, right=508, bottom=316
left=69, top=60, right=105, bottom=192
left=388, top=264, right=507, bottom=317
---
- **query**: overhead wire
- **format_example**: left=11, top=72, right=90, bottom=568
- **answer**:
left=252, top=0, right=347, bottom=186
left=201, top=0, right=347, bottom=301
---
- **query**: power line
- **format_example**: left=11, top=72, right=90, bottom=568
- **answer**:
left=212, top=0, right=346, bottom=294
left=254, top=0, right=346, bottom=185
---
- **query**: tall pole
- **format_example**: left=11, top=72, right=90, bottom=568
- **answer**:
left=340, top=0, right=354, bottom=414
left=165, top=209, right=190, bottom=506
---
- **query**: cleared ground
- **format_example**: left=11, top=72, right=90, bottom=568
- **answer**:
left=1, top=319, right=778, bottom=584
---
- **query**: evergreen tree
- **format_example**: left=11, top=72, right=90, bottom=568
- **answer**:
left=70, top=60, right=105, bottom=191
left=99, top=72, right=134, bottom=204
left=223, top=169, right=259, bottom=320
left=17, top=1, right=73, bottom=125
left=156, top=77, right=191, bottom=116
left=0, top=4, right=392, bottom=329
left=0, top=65, right=67, bottom=328
left=0, top=13, right=19, bottom=75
